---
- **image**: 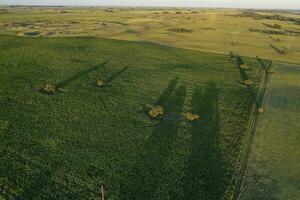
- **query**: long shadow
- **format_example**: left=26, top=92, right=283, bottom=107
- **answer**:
left=155, top=77, right=178, bottom=106
left=104, top=66, right=129, bottom=84
left=236, top=56, right=259, bottom=108
left=256, top=59, right=272, bottom=109
left=247, top=88, right=259, bottom=108
left=120, top=81, right=186, bottom=200
left=18, top=166, right=54, bottom=200
left=55, top=61, right=107, bottom=88
left=256, top=57, right=267, bottom=70
left=184, top=82, right=227, bottom=200
left=140, top=77, right=178, bottom=115
left=236, top=55, right=249, bottom=81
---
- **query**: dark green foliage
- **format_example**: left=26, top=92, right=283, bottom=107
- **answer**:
left=55, top=62, right=107, bottom=88
left=237, top=12, right=300, bottom=25
left=236, top=55, right=249, bottom=80
left=121, top=81, right=186, bottom=200
left=249, top=28, right=287, bottom=35
left=235, top=55, right=263, bottom=108
left=0, top=35, right=262, bottom=199
left=24, top=31, right=40, bottom=36
left=263, top=23, right=282, bottom=29
left=256, top=56, right=269, bottom=70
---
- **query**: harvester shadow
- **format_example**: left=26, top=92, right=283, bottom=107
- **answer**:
left=93, top=66, right=129, bottom=111
left=256, top=56, right=267, bottom=70
left=155, top=77, right=178, bottom=106
left=18, top=167, right=55, bottom=199
left=236, top=56, right=259, bottom=108
left=247, top=87, right=259, bottom=108
left=141, top=77, right=179, bottom=116
left=236, top=55, right=249, bottom=81
left=104, top=66, right=129, bottom=84
left=55, top=61, right=107, bottom=88
left=120, top=79, right=186, bottom=200
left=184, top=82, right=226, bottom=200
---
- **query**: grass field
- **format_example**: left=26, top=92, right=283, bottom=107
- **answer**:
left=0, top=7, right=300, bottom=63
left=240, top=62, right=300, bottom=200
left=1, top=6, right=299, bottom=200
left=0, top=34, right=264, bottom=199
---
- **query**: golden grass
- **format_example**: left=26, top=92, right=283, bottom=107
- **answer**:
left=1, top=8, right=300, bottom=63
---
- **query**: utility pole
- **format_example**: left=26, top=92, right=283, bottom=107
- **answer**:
left=287, top=34, right=294, bottom=52
left=101, top=186, right=105, bottom=200
left=231, top=28, right=240, bottom=45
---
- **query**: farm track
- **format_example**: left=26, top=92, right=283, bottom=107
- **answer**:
left=225, top=56, right=272, bottom=200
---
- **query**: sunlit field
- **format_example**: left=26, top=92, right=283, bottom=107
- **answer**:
left=1, top=7, right=300, bottom=63
left=0, top=34, right=265, bottom=199
left=0, top=5, right=299, bottom=200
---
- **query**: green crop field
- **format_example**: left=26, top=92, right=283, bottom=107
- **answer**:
left=241, top=62, right=300, bottom=200
left=0, top=5, right=299, bottom=200
left=0, top=34, right=263, bottom=199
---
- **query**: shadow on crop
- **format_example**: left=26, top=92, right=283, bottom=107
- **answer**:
left=256, top=57, right=267, bottom=70
left=155, top=77, right=178, bottom=106
left=104, top=66, right=129, bottom=84
left=236, top=56, right=259, bottom=107
left=236, top=56, right=249, bottom=81
left=55, top=61, right=107, bottom=88
left=17, top=166, right=55, bottom=199
left=160, top=63, right=203, bottom=71
left=120, top=78, right=186, bottom=200
left=184, top=82, right=227, bottom=200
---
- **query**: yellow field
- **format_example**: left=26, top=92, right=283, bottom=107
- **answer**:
left=1, top=7, right=300, bottom=63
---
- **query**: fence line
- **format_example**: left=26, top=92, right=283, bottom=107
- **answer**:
left=223, top=53, right=272, bottom=200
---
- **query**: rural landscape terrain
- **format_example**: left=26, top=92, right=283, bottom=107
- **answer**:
left=0, top=5, right=299, bottom=200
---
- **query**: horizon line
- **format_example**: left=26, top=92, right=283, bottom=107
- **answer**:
left=1, top=4, right=300, bottom=11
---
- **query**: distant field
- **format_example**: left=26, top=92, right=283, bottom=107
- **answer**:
left=0, top=35, right=263, bottom=199
left=241, top=63, right=300, bottom=200
left=0, top=7, right=300, bottom=63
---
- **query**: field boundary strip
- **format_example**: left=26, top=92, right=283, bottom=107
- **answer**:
left=223, top=53, right=272, bottom=200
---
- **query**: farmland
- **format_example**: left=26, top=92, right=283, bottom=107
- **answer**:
left=0, top=7, right=300, bottom=63
left=0, top=34, right=263, bottom=199
left=241, top=63, right=300, bottom=200
left=0, top=6, right=299, bottom=200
